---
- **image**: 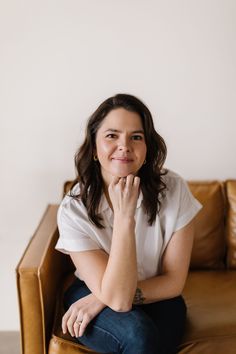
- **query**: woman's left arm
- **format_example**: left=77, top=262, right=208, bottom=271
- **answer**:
left=134, top=220, right=194, bottom=305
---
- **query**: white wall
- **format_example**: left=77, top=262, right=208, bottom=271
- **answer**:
left=0, top=0, right=236, bottom=330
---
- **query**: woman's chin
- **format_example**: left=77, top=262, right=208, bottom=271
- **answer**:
left=112, top=170, right=137, bottom=178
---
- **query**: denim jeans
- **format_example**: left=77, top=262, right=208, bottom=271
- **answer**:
left=64, top=278, right=186, bottom=354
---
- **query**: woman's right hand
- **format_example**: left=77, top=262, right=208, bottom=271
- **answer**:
left=62, top=293, right=106, bottom=338
left=108, top=174, right=140, bottom=219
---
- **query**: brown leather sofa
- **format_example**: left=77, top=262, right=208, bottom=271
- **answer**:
left=16, top=179, right=236, bottom=354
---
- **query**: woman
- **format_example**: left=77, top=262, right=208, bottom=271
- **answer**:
left=55, top=93, right=202, bottom=354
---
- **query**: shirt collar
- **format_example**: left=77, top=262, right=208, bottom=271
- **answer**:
left=98, top=191, right=143, bottom=213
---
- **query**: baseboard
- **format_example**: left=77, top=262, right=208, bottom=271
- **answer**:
left=0, top=331, right=21, bottom=354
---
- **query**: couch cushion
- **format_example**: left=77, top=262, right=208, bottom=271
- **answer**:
left=226, top=180, right=236, bottom=269
left=49, top=335, right=96, bottom=354
left=178, top=335, right=236, bottom=354
left=188, top=182, right=226, bottom=269
left=181, top=270, right=236, bottom=353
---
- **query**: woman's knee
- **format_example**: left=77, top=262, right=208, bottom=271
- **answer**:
left=85, top=308, right=161, bottom=354
left=75, top=312, right=160, bottom=354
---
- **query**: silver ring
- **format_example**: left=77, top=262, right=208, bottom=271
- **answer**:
left=75, top=319, right=83, bottom=325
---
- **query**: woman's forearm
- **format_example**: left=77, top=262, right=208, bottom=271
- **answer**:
left=135, top=274, right=184, bottom=305
left=134, top=223, right=193, bottom=305
left=100, top=215, right=138, bottom=312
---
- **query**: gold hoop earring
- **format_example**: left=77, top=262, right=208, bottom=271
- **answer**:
left=93, top=155, right=98, bottom=161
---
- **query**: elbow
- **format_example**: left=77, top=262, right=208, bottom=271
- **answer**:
left=97, top=292, right=133, bottom=312
left=108, top=300, right=133, bottom=312
left=110, top=304, right=132, bottom=312
left=99, top=288, right=135, bottom=312
left=174, top=288, right=182, bottom=297
left=167, top=273, right=186, bottom=298
left=174, top=281, right=185, bottom=297
left=178, top=274, right=189, bottom=295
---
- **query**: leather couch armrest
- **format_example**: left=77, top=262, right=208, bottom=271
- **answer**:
left=16, top=204, right=74, bottom=354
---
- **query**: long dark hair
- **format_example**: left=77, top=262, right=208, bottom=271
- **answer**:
left=70, top=93, right=167, bottom=228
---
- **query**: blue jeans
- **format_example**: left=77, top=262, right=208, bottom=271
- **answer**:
left=64, top=278, right=186, bottom=354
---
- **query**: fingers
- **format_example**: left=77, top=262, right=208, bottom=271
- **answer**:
left=66, top=310, right=80, bottom=337
left=62, top=308, right=92, bottom=338
left=133, top=175, right=140, bottom=189
left=121, top=175, right=140, bottom=194
left=62, top=308, right=71, bottom=334
left=62, top=307, right=82, bottom=337
left=74, top=316, right=83, bottom=338
left=110, top=174, right=140, bottom=188
left=110, top=175, right=120, bottom=186
left=125, top=174, right=140, bottom=189
left=73, top=315, right=90, bottom=338
left=78, top=314, right=91, bottom=337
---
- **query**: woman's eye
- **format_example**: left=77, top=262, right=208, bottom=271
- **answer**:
left=132, top=135, right=143, bottom=140
left=106, top=134, right=117, bottom=139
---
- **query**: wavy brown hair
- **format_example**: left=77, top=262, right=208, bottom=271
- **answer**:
left=70, top=93, right=167, bottom=228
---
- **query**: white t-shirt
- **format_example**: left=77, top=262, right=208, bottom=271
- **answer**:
left=55, top=170, right=202, bottom=281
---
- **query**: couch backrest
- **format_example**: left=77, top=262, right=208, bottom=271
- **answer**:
left=188, top=182, right=226, bottom=269
left=189, top=180, right=236, bottom=270
left=225, top=180, right=236, bottom=269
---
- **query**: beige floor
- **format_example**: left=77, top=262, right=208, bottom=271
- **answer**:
left=0, top=331, right=20, bottom=354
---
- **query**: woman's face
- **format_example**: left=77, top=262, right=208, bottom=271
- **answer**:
left=95, top=108, right=147, bottom=187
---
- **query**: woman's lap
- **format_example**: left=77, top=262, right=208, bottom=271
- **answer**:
left=64, top=278, right=186, bottom=354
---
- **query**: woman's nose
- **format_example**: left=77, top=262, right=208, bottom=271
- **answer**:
left=118, top=145, right=130, bottom=152
left=118, top=139, right=130, bottom=152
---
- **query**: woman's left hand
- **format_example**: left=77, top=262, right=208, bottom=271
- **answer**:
left=62, top=293, right=106, bottom=338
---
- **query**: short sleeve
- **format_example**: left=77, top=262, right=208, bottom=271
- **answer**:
left=55, top=196, right=101, bottom=254
left=174, top=177, right=202, bottom=232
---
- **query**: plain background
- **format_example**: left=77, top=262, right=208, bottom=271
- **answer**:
left=0, top=0, right=236, bottom=331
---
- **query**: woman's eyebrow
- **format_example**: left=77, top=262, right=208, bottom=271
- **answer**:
left=104, top=129, right=145, bottom=134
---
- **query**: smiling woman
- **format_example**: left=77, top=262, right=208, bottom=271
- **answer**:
left=55, top=93, right=202, bottom=354
left=71, top=94, right=167, bottom=228
left=95, top=108, right=147, bottom=186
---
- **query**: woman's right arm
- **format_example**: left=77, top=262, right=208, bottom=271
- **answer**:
left=70, top=174, right=140, bottom=312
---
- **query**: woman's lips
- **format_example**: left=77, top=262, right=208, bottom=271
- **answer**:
left=112, top=157, right=133, bottom=163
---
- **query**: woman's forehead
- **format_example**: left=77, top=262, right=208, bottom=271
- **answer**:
left=99, top=108, right=143, bottom=130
